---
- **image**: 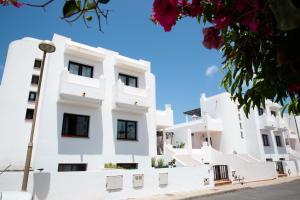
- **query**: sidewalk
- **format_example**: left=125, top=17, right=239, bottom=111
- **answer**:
left=134, top=176, right=300, bottom=200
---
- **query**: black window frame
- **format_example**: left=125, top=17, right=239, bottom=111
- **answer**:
left=117, top=119, right=138, bottom=141
left=31, top=75, right=39, bottom=85
left=271, top=110, right=277, bottom=117
left=34, top=59, right=42, bottom=69
left=262, top=134, right=270, bottom=146
left=258, top=108, right=264, bottom=116
left=25, top=108, right=34, bottom=120
left=68, top=61, right=94, bottom=78
left=275, top=135, right=282, bottom=147
left=58, top=163, right=87, bottom=172
left=266, top=158, right=273, bottom=162
left=61, top=113, right=90, bottom=138
left=118, top=73, right=138, bottom=88
left=28, top=91, right=37, bottom=102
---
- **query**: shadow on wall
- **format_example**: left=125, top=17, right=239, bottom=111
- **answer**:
left=112, top=111, right=149, bottom=156
left=57, top=103, right=103, bottom=155
left=33, top=172, right=50, bottom=200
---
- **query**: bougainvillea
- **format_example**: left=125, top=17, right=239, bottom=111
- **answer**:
left=152, top=0, right=300, bottom=116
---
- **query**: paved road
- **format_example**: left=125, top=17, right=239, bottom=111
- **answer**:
left=192, top=179, right=300, bottom=200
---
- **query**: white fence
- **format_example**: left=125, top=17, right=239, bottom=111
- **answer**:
left=0, top=166, right=213, bottom=200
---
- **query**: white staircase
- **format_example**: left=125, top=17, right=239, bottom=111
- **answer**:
left=174, top=154, right=202, bottom=167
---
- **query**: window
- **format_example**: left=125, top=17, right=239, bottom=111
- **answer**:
left=239, top=122, right=243, bottom=129
left=262, top=134, right=270, bottom=146
left=68, top=61, right=93, bottom=78
left=34, top=59, right=42, bottom=69
left=266, top=158, right=273, bottom=162
left=116, top=163, right=138, bottom=169
left=58, top=163, right=87, bottom=172
left=118, top=73, right=138, bottom=88
left=276, top=136, right=282, bottom=147
left=279, top=158, right=285, bottom=161
left=31, top=75, right=39, bottom=85
left=25, top=109, right=34, bottom=120
left=117, top=120, right=137, bottom=140
left=241, top=131, right=244, bottom=139
left=238, top=113, right=241, bottom=120
left=62, top=113, right=90, bottom=137
left=28, top=91, right=37, bottom=102
left=258, top=108, right=264, bottom=116
left=271, top=110, right=277, bottom=117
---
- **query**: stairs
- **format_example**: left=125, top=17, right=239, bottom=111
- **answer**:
left=214, top=180, right=232, bottom=186
left=174, top=154, right=202, bottom=167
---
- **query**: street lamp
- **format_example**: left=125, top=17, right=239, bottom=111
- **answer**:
left=21, top=40, right=56, bottom=191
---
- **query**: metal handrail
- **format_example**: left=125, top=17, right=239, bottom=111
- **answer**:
left=0, top=165, right=11, bottom=176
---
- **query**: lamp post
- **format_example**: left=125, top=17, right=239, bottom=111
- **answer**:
left=21, top=40, right=56, bottom=191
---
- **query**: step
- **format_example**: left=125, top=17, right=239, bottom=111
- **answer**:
left=278, top=174, right=288, bottom=178
left=214, top=180, right=232, bottom=186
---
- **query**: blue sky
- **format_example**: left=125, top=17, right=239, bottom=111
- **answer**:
left=0, top=1, right=225, bottom=123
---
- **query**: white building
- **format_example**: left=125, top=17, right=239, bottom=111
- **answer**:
left=0, top=34, right=173, bottom=172
left=161, top=92, right=300, bottom=179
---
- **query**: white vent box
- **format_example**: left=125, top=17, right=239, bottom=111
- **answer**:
left=159, top=173, right=168, bottom=186
left=106, top=175, right=123, bottom=191
left=133, top=174, right=144, bottom=188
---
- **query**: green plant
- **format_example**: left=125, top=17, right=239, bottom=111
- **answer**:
left=157, top=158, right=165, bottom=168
left=179, top=142, right=185, bottom=148
left=104, top=163, right=123, bottom=169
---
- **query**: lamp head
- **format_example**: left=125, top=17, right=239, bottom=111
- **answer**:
left=39, top=40, right=56, bottom=53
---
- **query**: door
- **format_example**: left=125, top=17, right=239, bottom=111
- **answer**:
left=213, top=165, right=229, bottom=181
left=276, top=161, right=285, bottom=174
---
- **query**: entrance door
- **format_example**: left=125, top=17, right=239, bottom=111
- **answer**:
left=213, top=165, right=229, bottom=181
left=276, top=161, right=285, bottom=175
left=157, top=131, right=163, bottom=155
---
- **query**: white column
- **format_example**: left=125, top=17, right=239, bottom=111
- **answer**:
left=187, top=128, right=192, bottom=153
left=270, top=130, right=279, bottom=160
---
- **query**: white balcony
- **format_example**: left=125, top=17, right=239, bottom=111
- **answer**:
left=59, top=69, right=105, bottom=106
left=259, top=115, right=277, bottom=130
left=113, top=80, right=152, bottom=112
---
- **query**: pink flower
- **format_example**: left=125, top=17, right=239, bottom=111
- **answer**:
left=241, top=13, right=259, bottom=32
left=202, top=27, right=224, bottom=49
left=190, top=0, right=203, bottom=17
left=153, top=0, right=180, bottom=32
left=10, top=0, right=23, bottom=8
left=212, top=16, right=231, bottom=29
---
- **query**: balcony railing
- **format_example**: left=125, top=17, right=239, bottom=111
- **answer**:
left=113, top=80, right=152, bottom=111
left=59, top=69, right=105, bottom=106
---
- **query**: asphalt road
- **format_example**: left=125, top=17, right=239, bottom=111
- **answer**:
left=192, top=179, right=300, bottom=200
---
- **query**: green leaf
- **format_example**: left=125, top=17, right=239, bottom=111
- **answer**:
left=85, top=16, right=93, bottom=21
left=63, top=0, right=79, bottom=18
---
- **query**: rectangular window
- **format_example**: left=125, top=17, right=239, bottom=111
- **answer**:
left=58, top=163, right=87, bottom=172
left=262, top=134, right=270, bottom=146
left=276, top=136, right=282, bottom=147
left=258, top=108, right=264, bottom=116
left=271, top=110, right=277, bottom=117
left=118, top=73, right=138, bottom=88
left=62, top=113, right=90, bottom=138
left=25, top=109, right=34, bottom=120
left=28, top=91, right=37, bottom=102
left=117, top=120, right=137, bottom=141
left=238, top=113, right=241, bottom=120
left=116, top=163, right=138, bottom=169
left=241, top=131, right=244, bottom=139
left=266, top=158, right=273, bottom=162
left=31, top=75, right=39, bottom=85
left=68, top=61, right=93, bottom=78
left=239, top=122, right=243, bottom=129
left=34, top=59, right=42, bottom=69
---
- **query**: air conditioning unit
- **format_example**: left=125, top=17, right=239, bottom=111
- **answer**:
left=204, top=178, right=210, bottom=185
left=106, top=175, right=123, bottom=191
left=133, top=174, right=144, bottom=188
left=159, top=173, right=168, bottom=186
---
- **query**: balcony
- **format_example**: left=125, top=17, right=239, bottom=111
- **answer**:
left=59, top=69, right=105, bottom=106
left=259, top=115, right=277, bottom=130
left=113, top=80, right=152, bottom=112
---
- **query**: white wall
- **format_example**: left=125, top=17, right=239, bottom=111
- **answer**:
left=0, top=166, right=213, bottom=200
left=0, top=34, right=157, bottom=172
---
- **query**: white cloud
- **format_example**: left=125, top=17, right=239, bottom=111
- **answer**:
left=205, top=65, right=219, bottom=77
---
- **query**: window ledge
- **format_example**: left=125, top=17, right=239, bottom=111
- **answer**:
left=117, top=139, right=139, bottom=142
left=61, top=135, right=89, bottom=139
